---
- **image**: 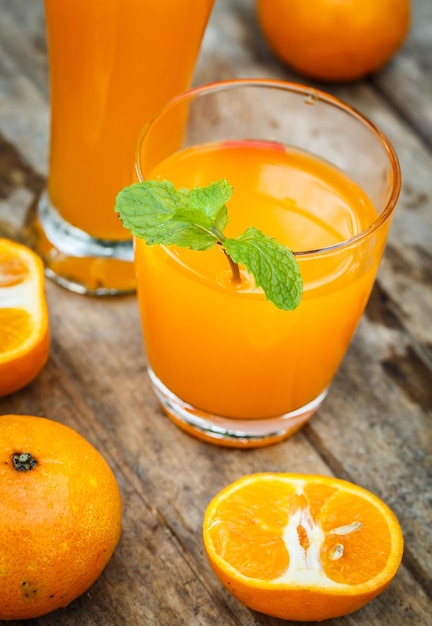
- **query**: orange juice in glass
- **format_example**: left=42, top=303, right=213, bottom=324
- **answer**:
left=29, top=0, right=214, bottom=295
left=130, top=80, right=400, bottom=447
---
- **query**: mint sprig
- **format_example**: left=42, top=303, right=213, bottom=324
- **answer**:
left=115, top=179, right=303, bottom=311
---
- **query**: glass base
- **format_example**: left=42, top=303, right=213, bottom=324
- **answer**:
left=147, top=367, right=328, bottom=448
left=25, top=191, right=136, bottom=296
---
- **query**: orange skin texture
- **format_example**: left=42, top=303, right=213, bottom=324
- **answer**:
left=0, top=238, right=50, bottom=396
left=256, top=0, right=411, bottom=81
left=203, top=473, right=404, bottom=622
left=206, top=558, right=396, bottom=621
left=0, top=415, right=122, bottom=620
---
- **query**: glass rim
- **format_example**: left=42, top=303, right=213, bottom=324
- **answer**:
left=135, top=78, right=401, bottom=258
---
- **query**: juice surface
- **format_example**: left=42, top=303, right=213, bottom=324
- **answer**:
left=136, top=142, right=386, bottom=418
left=44, top=0, right=214, bottom=240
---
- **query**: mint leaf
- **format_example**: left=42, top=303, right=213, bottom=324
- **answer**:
left=175, top=180, right=231, bottom=230
left=224, top=228, right=303, bottom=311
left=115, top=179, right=303, bottom=310
left=115, top=180, right=218, bottom=250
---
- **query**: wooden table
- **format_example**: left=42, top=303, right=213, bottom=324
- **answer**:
left=0, top=1, right=431, bottom=624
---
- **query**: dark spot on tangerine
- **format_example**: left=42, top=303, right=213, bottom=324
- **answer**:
left=21, top=580, right=39, bottom=597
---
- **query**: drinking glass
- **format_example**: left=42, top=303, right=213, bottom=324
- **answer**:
left=134, top=79, right=401, bottom=447
left=29, top=0, right=215, bottom=295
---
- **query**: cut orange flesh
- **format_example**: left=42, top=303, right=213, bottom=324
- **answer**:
left=0, top=239, right=50, bottom=396
left=203, top=473, right=404, bottom=621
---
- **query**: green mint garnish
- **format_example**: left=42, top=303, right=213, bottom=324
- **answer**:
left=115, top=179, right=303, bottom=311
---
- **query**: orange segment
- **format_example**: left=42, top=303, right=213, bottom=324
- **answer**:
left=0, top=251, right=29, bottom=287
left=203, top=473, right=404, bottom=621
left=320, top=489, right=393, bottom=585
left=0, top=239, right=50, bottom=396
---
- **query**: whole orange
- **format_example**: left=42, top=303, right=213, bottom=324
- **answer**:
left=0, top=414, right=122, bottom=620
left=256, top=0, right=411, bottom=82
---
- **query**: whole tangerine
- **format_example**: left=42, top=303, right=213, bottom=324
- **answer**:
left=0, top=414, right=122, bottom=620
left=256, top=0, right=411, bottom=82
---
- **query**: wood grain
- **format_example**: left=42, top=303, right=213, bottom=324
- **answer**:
left=0, top=0, right=431, bottom=624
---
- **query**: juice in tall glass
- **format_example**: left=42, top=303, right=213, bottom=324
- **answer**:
left=31, top=0, right=214, bottom=294
left=132, top=80, right=400, bottom=447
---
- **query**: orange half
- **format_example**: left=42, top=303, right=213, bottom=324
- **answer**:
left=0, top=239, right=50, bottom=396
left=203, top=473, right=404, bottom=621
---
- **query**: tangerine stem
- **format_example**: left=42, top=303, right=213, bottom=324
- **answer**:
left=12, top=452, right=38, bottom=472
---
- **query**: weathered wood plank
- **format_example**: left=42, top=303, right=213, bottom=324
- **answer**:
left=0, top=0, right=431, bottom=624
left=373, top=0, right=432, bottom=148
left=0, top=0, right=47, bottom=238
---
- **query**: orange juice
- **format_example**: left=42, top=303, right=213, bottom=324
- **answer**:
left=135, top=141, right=390, bottom=419
left=44, top=0, right=215, bottom=241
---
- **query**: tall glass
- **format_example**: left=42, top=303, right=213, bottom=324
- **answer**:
left=134, top=80, right=401, bottom=447
left=29, top=0, right=214, bottom=295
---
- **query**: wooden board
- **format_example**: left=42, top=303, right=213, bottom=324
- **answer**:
left=0, top=0, right=431, bottom=623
